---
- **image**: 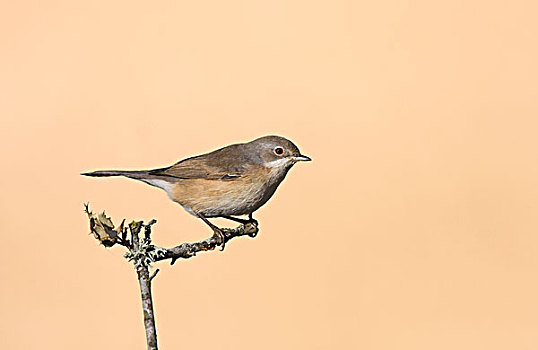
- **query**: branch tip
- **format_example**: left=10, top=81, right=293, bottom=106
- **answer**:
left=149, top=269, right=160, bottom=282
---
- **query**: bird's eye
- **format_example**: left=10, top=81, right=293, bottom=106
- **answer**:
left=274, top=146, right=284, bottom=156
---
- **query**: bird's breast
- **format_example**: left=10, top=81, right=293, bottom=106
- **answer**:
left=169, top=167, right=286, bottom=217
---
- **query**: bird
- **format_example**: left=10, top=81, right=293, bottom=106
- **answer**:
left=81, top=135, right=311, bottom=248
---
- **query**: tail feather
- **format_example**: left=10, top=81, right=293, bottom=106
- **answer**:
left=81, top=170, right=150, bottom=179
left=81, top=169, right=176, bottom=195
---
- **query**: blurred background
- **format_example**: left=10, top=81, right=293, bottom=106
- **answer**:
left=1, top=1, right=538, bottom=349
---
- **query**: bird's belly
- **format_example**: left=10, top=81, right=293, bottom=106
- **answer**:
left=170, top=176, right=274, bottom=217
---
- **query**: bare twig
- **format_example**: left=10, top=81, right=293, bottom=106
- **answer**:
left=149, top=269, right=160, bottom=282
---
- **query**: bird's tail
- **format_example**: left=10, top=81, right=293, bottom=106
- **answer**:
left=81, top=170, right=151, bottom=179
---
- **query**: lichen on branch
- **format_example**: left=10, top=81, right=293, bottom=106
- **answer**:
left=84, top=203, right=259, bottom=265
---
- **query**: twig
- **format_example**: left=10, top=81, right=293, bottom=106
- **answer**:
left=84, top=205, right=259, bottom=350
left=129, top=221, right=158, bottom=350
left=149, top=269, right=160, bottom=282
left=155, top=221, right=259, bottom=265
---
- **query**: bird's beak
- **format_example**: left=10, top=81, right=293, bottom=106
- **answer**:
left=291, top=154, right=312, bottom=162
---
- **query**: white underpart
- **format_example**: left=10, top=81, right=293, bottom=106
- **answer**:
left=265, top=157, right=293, bottom=168
left=141, top=179, right=174, bottom=196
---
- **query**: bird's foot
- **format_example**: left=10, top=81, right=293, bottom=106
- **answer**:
left=212, top=227, right=226, bottom=251
left=247, top=213, right=258, bottom=226
left=245, top=214, right=259, bottom=237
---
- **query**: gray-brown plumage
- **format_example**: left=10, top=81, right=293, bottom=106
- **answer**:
left=82, top=135, right=311, bottom=247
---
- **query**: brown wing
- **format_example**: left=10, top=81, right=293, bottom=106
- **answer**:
left=149, top=144, right=251, bottom=180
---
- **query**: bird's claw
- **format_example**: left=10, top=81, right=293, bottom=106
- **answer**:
left=212, top=228, right=226, bottom=251
left=245, top=216, right=259, bottom=237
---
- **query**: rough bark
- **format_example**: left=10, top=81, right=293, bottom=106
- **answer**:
left=130, top=221, right=159, bottom=350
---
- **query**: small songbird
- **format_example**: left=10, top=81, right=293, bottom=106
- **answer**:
left=82, top=135, right=311, bottom=248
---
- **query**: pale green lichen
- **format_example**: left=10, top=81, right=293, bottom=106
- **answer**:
left=124, top=239, right=167, bottom=269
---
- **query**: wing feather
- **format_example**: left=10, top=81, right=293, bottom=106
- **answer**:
left=149, top=144, right=252, bottom=180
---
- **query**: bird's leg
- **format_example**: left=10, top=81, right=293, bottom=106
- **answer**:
left=196, top=212, right=226, bottom=251
left=222, top=215, right=250, bottom=225
left=223, top=213, right=258, bottom=225
left=248, top=213, right=258, bottom=225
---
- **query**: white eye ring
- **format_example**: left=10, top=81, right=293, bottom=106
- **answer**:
left=274, top=147, right=284, bottom=156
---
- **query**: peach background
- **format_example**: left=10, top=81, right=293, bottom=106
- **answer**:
left=1, top=1, right=538, bottom=349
